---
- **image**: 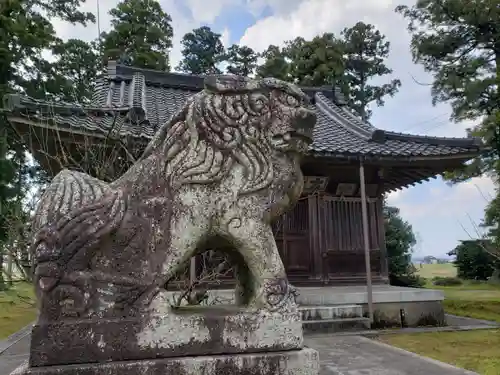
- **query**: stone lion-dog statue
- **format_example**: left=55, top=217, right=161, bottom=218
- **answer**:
left=31, top=75, right=316, bottom=325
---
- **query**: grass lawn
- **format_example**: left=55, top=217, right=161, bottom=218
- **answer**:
left=0, top=282, right=37, bottom=339
left=378, top=330, right=500, bottom=375
left=377, top=264, right=500, bottom=374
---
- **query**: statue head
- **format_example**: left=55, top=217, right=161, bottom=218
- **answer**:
left=140, top=75, right=316, bottom=195
left=202, top=75, right=316, bottom=156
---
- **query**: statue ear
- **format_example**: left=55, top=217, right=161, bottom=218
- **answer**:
left=204, top=75, right=259, bottom=93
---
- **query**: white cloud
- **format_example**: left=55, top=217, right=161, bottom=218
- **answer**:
left=388, top=176, right=496, bottom=221
left=245, top=0, right=307, bottom=18
left=386, top=176, right=497, bottom=256
left=220, top=27, right=231, bottom=48
left=185, top=0, right=235, bottom=23
left=239, top=0, right=401, bottom=53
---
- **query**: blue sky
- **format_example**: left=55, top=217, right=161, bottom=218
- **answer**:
left=54, top=0, right=496, bottom=258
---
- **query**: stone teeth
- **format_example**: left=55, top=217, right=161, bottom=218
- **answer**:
left=284, top=133, right=291, bottom=141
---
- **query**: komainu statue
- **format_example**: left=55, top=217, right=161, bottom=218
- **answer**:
left=27, top=75, right=317, bottom=368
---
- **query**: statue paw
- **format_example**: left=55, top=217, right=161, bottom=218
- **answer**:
left=34, top=261, right=61, bottom=292
left=262, top=277, right=297, bottom=311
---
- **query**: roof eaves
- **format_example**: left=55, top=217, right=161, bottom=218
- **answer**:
left=309, top=149, right=481, bottom=162
left=373, top=129, right=483, bottom=149
left=314, top=92, right=375, bottom=140
left=2, top=93, right=130, bottom=118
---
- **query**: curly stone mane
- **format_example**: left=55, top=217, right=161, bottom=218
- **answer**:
left=138, top=76, right=306, bottom=195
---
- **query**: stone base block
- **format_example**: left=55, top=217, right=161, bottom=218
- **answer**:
left=30, top=305, right=303, bottom=367
left=11, top=348, right=319, bottom=375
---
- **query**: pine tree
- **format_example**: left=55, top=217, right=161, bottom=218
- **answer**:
left=100, top=0, right=174, bottom=70
left=178, top=26, right=226, bottom=74
left=340, top=22, right=401, bottom=121
left=225, top=45, right=258, bottom=76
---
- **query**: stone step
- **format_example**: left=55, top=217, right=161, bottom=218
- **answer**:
left=299, top=304, right=363, bottom=321
left=302, top=317, right=371, bottom=334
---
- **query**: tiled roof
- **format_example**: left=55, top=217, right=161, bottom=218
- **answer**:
left=2, top=61, right=482, bottom=159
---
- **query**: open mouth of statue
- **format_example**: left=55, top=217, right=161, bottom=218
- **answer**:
left=271, top=131, right=312, bottom=152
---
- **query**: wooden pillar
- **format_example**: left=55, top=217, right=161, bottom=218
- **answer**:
left=308, top=194, right=323, bottom=281
left=359, top=161, right=374, bottom=324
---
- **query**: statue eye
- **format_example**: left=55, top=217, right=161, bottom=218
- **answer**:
left=286, top=95, right=299, bottom=107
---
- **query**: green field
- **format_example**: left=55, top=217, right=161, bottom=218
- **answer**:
left=414, top=262, right=457, bottom=278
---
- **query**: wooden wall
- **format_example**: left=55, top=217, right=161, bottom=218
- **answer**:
left=273, top=194, right=387, bottom=285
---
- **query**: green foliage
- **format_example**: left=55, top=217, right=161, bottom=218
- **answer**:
left=225, top=45, right=258, bottom=76
left=285, top=34, right=345, bottom=86
left=449, top=240, right=499, bottom=280
left=432, top=276, right=463, bottom=286
left=0, top=0, right=95, bottom=290
left=178, top=26, right=225, bottom=74
left=395, top=0, right=500, bottom=123
left=384, top=204, right=422, bottom=287
left=42, top=39, right=100, bottom=102
left=255, top=26, right=400, bottom=119
left=0, top=131, right=17, bottom=241
left=483, top=185, right=500, bottom=249
left=340, top=22, right=401, bottom=121
left=100, top=0, right=173, bottom=70
left=256, top=45, right=290, bottom=80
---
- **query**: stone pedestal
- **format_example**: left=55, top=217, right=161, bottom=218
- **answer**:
left=12, top=348, right=319, bottom=375
left=11, top=305, right=320, bottom=375
left=29, top=305, right=304, bottom=366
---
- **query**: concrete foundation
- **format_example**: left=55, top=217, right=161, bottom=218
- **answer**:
left=184, top=285, right=445, bottom=329
left=11, top=348, right=319, bottom=375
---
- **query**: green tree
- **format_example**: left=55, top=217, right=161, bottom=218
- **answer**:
left=225, top=45, right=258, bottom=76
left=484, top=189, right=500, bottom=250
left=41, top=39, right=100, bottom=103
left=384, top=204, right=422, bottom=287
left=340, top=22, right=401, bottom=121
left=177, top=26, right=225, bottom=74
left=448, top=240, right=499, bottom=280
left=256, top=34, right=345, bottom=86
left=285, top=33, right=345, bottom=86
left=100, top=0, right=173, bottom=70
left=396, top=0, right=500, bottom=247
left=0, top=0, right=94, bottom=289
left=256, top=45, right=290, bottom=80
